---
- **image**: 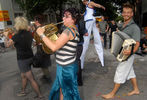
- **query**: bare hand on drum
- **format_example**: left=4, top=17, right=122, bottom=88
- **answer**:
left=36, top=27, right=45, bottom=36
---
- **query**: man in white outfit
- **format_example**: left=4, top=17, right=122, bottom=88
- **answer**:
left=80, top=0, right=105, bottom=69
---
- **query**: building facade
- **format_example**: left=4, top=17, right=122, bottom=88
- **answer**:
left=0, top=0, right=81, bottom=30
left=0, top=0, right=23, bottom=30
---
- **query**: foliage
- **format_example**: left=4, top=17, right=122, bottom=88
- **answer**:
left=14, top=0, right=50, bottom=20
left=15, top=0, right=138, bottom=21
left=14, top=0, right=69, bottom=20
left=93, top=0, right=118, bottom=20
left=93, top=0, right=138, bottom=20
left=115, top=15, right=123, bottom=22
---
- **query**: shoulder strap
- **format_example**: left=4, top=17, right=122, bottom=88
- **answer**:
left=73, top=28, right=79, bottom=37
left=121, top=23, right=136, bottom=31
left=66, top=27, right=75, bottom=37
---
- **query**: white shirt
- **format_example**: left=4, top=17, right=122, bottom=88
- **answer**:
left=84, top=4, right=95, bottom=21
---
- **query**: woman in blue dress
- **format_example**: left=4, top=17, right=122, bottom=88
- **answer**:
left=36, top=8, right=81, bottom=100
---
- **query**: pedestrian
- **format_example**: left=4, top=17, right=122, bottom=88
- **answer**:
left=96, top=21, right=104, bottom=43
left=33, top=15, right=52, bottom=82
left=3, top=17, right=43, bottom=98
left=80, top=0, right=105, bottom=69
left=99, top=16, right=109, bottom=49
left=76, top=14, right=88, bottom=86
left=108, top=20, right=118, bottom=49
left=140, top=34, right=147, bottom=54
left=36, top=8, right=81, bottom=100
left=102, top=3, right=140, bottom=99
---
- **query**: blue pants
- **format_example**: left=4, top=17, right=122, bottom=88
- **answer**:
left=49, top=61, right=81, bottom=100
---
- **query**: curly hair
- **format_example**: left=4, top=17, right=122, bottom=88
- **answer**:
left=14, top=17, right=29, bottom=31
left=64, top=8, right=80, bottom=24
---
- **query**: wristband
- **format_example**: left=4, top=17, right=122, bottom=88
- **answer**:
left=40, top=34, right=46, bottom=39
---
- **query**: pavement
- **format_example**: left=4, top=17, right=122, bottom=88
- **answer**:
left=0, top=42, right=147, bottom=100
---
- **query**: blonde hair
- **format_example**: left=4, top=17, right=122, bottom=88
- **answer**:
left=14, top=17, right=28, bottom=31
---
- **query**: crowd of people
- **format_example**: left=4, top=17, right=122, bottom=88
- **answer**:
left=1, top=0, right=147, bottom=100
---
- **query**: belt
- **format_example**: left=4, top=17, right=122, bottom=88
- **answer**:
left=85, top=19, right=93, bottom=22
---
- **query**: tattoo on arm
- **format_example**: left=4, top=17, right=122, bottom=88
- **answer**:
left=63, top=29, right=70, bottom=36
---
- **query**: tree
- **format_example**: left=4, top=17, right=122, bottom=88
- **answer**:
left=14, top=0, right=70, bottom=20
left=93, top=0, right=141, bottom=25
left=15, top=0, right=50, bottom=20
left=15, top=0, right=141, bottom=26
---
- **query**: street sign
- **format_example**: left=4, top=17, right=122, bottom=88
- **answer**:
left=0, top=10, right=10, bottom=21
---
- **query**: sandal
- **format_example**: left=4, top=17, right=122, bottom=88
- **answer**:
left=17, top=92, right=26, bottom=97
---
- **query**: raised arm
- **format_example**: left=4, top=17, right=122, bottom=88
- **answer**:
left=36, top=27, right=75, bottom=52
left=90, top=1, right=105, bottom=10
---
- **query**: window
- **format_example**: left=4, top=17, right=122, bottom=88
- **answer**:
left=14, top=13, right=23, bottom=18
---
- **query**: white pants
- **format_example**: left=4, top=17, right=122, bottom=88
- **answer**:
left=114, top=55, right=136, bottom=84
left=80, top=19, right=104, bottom=69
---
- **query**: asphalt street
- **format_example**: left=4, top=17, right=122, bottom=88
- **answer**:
left=0, top=43, right=147, bottom=100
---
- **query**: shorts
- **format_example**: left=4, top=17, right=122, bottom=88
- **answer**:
left=114, top=55, right=136, bottom=84
left=17, top=58, right=33, bottom=73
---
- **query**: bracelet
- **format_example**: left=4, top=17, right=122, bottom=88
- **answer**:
left=40, top=34, right=46, bottom=39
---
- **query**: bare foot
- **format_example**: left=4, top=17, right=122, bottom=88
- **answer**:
left=127, top=90, right=140, bottom=96
left=101, top=93, right=115, bottom=99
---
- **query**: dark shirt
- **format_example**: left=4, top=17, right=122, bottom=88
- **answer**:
left=110, top=24, right=117, bottom=33
left=142, top=38, right=147, bottom=46
left=140, top=37, right=147, bottom=50
left=12, top=30, right=33, bottom=60
left=77, top=16, right=87, bottom=45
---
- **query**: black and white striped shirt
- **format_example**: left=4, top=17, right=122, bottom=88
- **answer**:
left=55, top=28, right=79, bottom=66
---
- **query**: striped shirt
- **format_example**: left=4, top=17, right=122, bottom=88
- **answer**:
left=55, top=27, right=79, bottom=66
